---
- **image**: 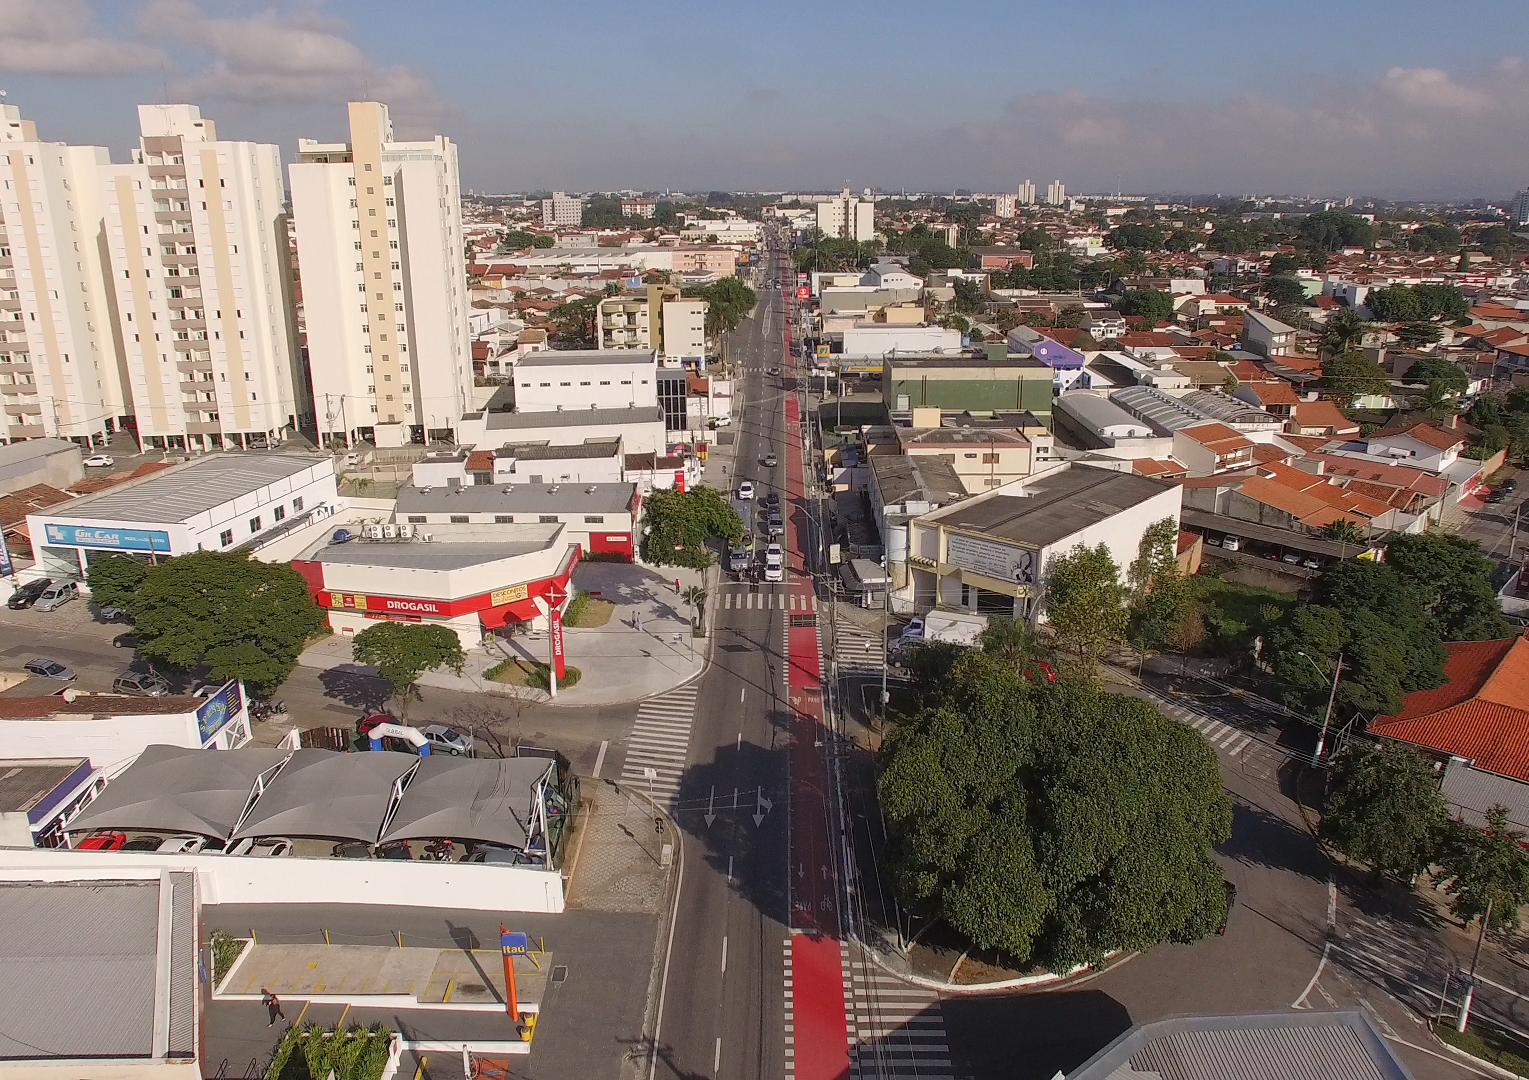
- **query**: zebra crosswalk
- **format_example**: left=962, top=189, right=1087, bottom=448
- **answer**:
left=721, top=590, right=817, bottom=610
left=1148, top=691, right=1283, bottom=782
left=833, top=621, right=886, bottom=677
left=844, top=942, right=954, bottom=1080
left=618, top=682, right=700, bottom=805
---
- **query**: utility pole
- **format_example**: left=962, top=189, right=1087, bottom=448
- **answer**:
left=1457, top=896, right=1494, bottom=1032
left=1316, top=653, right=1342, bottom=761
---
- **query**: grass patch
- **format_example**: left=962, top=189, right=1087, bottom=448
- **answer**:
left=564, top=590, right=614, bottom=628
left=210, top=930, right=244, bottom=985
left=1189, top=573, right=1298, bottom=655
left=1437, top=1021, right=1529, bottom=1077
left=484, top=656, right=581, bottom=689
left=266, top=1023, right=394, bottom=1080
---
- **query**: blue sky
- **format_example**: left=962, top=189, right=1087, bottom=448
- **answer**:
left=3, top=0, right=1528, bottom=198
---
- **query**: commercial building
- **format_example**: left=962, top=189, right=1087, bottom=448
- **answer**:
left=541, top=191, right=583, bottom=227
left=0, top=757, right=102, bottom=849
left=596, top=285, right=708, bottom=364
left=291, top=101, right=471, bottom=447
left=394, top=481, right=641, bottom=559
left=512, top=350, right=658, bottom=411
left=843, top=324, right=961, bottom=357
left=868, top=453, right=967, bottom=596
left=1053, top=391, right=1157, bottom=449
left=0, top=438, right=82, bottom=494
left=0, top=873, right=201, bottom=1077
left=293, top=523, right=585, bottom=647
left=815, top=188, right=875, bottom=242
left=883, top=353, right=1053, bottom=418
left=905, top=463, right=1181, bottom=620
left=414, top=440, right=625, bottom=487
left=0, top=681, right=248, bottom=776
left=105, top=105, right=303, bottom=452
left=461, top=352, right=667, bottom=454
left=0, top=105, right=129, bottom=447
left=896, top=407, right=1040, bottom=493
left=26, top=453, right=336, bottom=581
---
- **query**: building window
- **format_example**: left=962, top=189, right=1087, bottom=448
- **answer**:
left=293, top=496, right=304, bottom=512
left=982, top=453, right=1000, bottom=464
left=583, top=515, right=606, bottom=524
left=449, top=514, right=469, bottom=524
left=249, top=515, right=261, bottom=533
left=407, top=515, right=426, bottom=524
left=539, top=515, right=559, bottom=524
left=469, top=470, right=491, bottom=485
left=495, top=515, right=514, bottom=524
left=219, top=528, right=233, bottom=546
left=273, top=505, right=286, bottom=522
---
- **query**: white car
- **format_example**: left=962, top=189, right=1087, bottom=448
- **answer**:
left=82, top=454, right=114, bottom=468
left=227, top=836, right=292, bottom=857
left=156, top=835, right=216, bottom=854
left=763, top=544, right=784, bottom=583
left=900, top=616, right=926, bottom=643
left=736, top=480, right=755, bottom=500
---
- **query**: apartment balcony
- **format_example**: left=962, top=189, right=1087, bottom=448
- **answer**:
left=0, top=382, right=35, bottom=395
left=169, top=318, right=205, bottom=332
left=186, top=420, right=223, bottom=436
left=180, top=380, right=214, bottom=394
left=4, top=401, right=42, bottom=417
left=8, top=423, right=44, bottom=439
left=176, top=358, right=212, bottom=375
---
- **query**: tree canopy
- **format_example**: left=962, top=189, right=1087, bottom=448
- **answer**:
left=1118, top=288, right=1175, bottom=324
left=639, top=487, right=743, bottom=569
left=1264, top=276, right=1307, bottom=308
left=683, top=277, right=757, bottom=337
left=1104, top=224, right=1165, bottom=251
left=1438, top=807, right=1529, bottom=931
left=1300, top=211, right=1377, bottom=251
left=351, top=622, right=465, bottom=716
left=1321, top=351, right=1389, bottom=408
left=86, top=553, right=148, bottom=611
left=130, top=551, right=325, bottom=696
left=1406, top=355, right=1467, bottom=394
left=880, top=652, right=1232, bottom=970
left=1321, top=740, right=1448, bottom=882
left=1045, top=543, right=1129, bottom=677
left=1366, top=282, right=1468, bottom=323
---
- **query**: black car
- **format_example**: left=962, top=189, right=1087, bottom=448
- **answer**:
left=764, top=491, right=781, bottom=509
left=112, top=632, right=140, bottom=650
left=7, top=578, right=51, bottom=609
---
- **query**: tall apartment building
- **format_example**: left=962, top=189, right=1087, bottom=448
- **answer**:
left=290, top=101, right=471, bottom=448
left=1045, top=180, right=1067, bottom=206
left=1513, top=188, right=1529, bottom=226
left=994, top=193, right=1017, bottom=219
left=0, top=106, right=129, bottom=447
left=103, top=105, right=303, bottom=451
left=1017, top=180, right=1036, bottom=206
left=815, top=188, right=875, bottom=242
left=541, top=192, right=582, bottom=227
left=596, top=284, right=708, bottom=365
left=620, top=198, right=656, bottom=219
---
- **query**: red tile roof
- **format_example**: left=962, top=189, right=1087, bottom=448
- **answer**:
left=1293, top=400, right=1357, bottom=434
left=1469, top=303, right=1527, bottom=322
left=1377, top=422, right=1463, bottom=451
left=1179, top=422, right=1252, bottom=453
left=0, top=484, right=72, bottom=528
left=1132, top=458, right=1187, bottom=478
left=1241, top=380, right=1300, bottom=406
left=465, top=450, right=494, bottom=471
left=1369, top=637, right=1529, bottom=783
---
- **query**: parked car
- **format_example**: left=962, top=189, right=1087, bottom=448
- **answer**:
left=227, top=836, right=293, bottom=857
left=708, top=416, right=732, bottom=428
left=77, top=831, right=125, bottom=851
left=330, top=528, right=355, bottom=544
left=736, top=480, right=755, bottom=501
left=122, top=835, right=163, bottom=852
left=157, top=835, right=219, bottom=854
left=82, top=454, right=115, bottom=468
left=1221, top=536, right=1242, bottom=552
left=23, top=658, right=76, bottom=681
left=1501, top=478, right=1519, bottom=492
left=1487, top=490, right=1507, bottom=504
left=32, top=580, right=79, bottom=612
left=97, top=606, right=132, bottom=623
left=762, top=453, right=778, bottom=468
left=763, top=490, right=780, bottom=509
left=7, top=578, right=51, bottom=609
left=466, top=845, right=529, bottom=865
left=899, top=616, right=926, bottom=643
left=357, top=712, right=393, bottom=736
left=112, top=670, right=171, bottom=696
left=112, top=632, right=140, bottom=650
left=1281, top=553, right=1302, bottom=565
left=333, top=841, right=372, bottom=859
left=376, top=840, right=412, bottom=860
left=1302, top=557, right=1321, bottom=570
left=422, top=724, right=474, bottom=755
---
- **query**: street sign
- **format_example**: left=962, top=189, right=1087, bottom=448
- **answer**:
left=815, top=344, right=830, bottom=358
left=501, top=931, right=530, bottom=957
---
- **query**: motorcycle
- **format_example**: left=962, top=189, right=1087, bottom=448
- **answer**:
left=424, top=839, right=454, bottom=862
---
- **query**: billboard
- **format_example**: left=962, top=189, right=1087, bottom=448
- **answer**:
left=42, top=523, right=171, bottom=553
left=946, top=532, right=1037, bottom=587
left=796, top=286, right=810, bottom=300
left=195, top=679, right=244, bottom=744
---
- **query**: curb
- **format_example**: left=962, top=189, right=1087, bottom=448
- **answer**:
left=1431, top=1032, right=1528, bottom=1080
left=855, top=939, right=1127, bottom=995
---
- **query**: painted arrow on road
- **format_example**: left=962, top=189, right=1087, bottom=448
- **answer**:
left=704, top=785, right=716, bottom=828
left=753, top=785, right=773, bottom=827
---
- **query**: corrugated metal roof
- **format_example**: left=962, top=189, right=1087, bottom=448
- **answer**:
left=1442, top=758, right=1529, bottom=832
left=39, top=454, right=324, bottom=525
left=0, top=880, right=159, bottom=1059
left=167, top=872, right=196, bottom=1057
left=1112, top=385, right=1209, bottom=435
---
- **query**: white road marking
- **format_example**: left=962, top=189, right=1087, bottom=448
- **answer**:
left=592, top=739, right=608, bottom=779
left=721, top=935, right=728, bottom=973
left=1293, top=876, right=1337, bottom=1009
left=714, top=1036, right=722, bottom=1073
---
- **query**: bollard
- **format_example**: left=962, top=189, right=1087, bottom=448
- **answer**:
left=323, top=929, right=330, bottom=947
left=251, top=928, right=257, bottom=946
left=396, top=931, right=403, bottom=948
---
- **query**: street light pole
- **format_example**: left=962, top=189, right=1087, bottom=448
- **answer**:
left=1297, top=650, right=1343, bottom=761
left=1458, top=896, right=1494, bottom=1032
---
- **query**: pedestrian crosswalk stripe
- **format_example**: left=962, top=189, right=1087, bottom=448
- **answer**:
left=620, top=683, right=701, bottom=806
left=842, top=941, right=954, bottom=1080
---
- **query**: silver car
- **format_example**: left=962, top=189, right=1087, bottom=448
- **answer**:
left=23, top=658, right=76, bottom=681
left=422, top=724, right=474, bottom=755
left=112, top=670, right=171, bottom=696
left=33, top=581, right=79, bottom=612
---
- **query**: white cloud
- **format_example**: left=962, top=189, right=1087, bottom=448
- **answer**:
left=1379, top=66, right=1492, bottom=112
left=141, top=0, right=447, bottom=132
left=0, top=0, right=164, bottom=75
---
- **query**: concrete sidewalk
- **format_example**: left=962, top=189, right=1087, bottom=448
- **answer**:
left=297, top=561, right=717, bottom=707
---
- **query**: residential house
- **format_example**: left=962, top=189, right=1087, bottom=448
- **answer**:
left=1290, top=400, right=1360, bottom=437
left=1172, top=423, right=1254, bottom=477
left=1241, top=308, right=1298, bottom=357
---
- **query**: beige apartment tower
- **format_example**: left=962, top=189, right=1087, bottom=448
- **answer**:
left=290, top=102, right=470, bottom=447
left=104, top=105, right=303, bottom=451
left=0, top=105, right=129, bottom=447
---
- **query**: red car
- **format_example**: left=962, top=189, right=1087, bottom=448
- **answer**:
left=77, top=831, right=125, bottom=850
left=1023, top=660, right=1057, bottom=683
left=357, top=713, right=393, bottom=736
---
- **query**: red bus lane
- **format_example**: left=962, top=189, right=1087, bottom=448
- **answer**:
left=783, top=279, right=851, bottom=1079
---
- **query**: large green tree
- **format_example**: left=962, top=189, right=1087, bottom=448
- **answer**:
left=880, top=653, right=1231, bottom=969
left=684, top=277, right=758, bottom=337
left=1322, top=740, right=1447, bottom=882
left=351, top=622, right=465, bottom=717
left=639, top=487, right=743, bottom=569
left=1383, top=532, right=1508, bottom=641
left=1438, top=807, right=1529, bottom=931
left=1321, top=308, right=1372, bottom=357
left=1044, top=543, right=1129, bottom=677
left=131, top=551, right=325, bottom=695
left=86, top=553, right=149, bottom=611
left=1118, top=288, right=1175, bottom=324
left=1264, top=277, right=1307, bottom=308
left=1300, top=211, right=1376, bottom=251
left=1125, top=518, right=1192, bottom=658
left=1321, top=352, right=1389, bottom=408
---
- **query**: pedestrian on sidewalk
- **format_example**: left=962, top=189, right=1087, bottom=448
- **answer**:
left=262, top=989, right=285, bottom=1027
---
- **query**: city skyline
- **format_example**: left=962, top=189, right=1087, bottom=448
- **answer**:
left=0, top=0, right=1525, bottom=199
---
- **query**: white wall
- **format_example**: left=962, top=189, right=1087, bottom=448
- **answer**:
left=842, top=325, right=961, bottom=356
left=513, top=357, right=656, bottom=412
left=1036, top=480, right=1182, bottom=621
left=0, top=848, right=564, bottom=913
left=0, top=706, right=248, bottom=776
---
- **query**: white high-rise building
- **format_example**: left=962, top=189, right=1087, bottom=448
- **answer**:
left=994, top=193, right=1017, bottom=219
left=1018, top=180, right=1036, bottom=206
left=1512, top=188, right=1529, bottom=226
left=1046, top=180, right=1066, bottom=206
left=0, top=106, right=129, bottom=447
left=541, top=192, right=582, bottom=227
left=290, top=101, right=471, bottom=448
left=815, top=188, right=875, bottom=242
left=103, top=105, right=302, bottom=451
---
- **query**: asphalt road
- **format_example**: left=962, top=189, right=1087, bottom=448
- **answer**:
left=1448, top=464, right=1526, bottom=566
left=640, top=235, right=794, bottom=1080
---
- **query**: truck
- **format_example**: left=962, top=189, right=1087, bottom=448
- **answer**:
left=728, top=499, right=755, bottom=573
left=899, top=609, right=990, bottom=649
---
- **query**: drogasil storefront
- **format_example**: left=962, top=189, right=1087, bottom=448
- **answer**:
left=292, top=528, right=581, bottom=650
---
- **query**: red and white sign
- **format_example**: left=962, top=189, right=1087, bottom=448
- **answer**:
left=796, top=285, right=810, bottom=300
left=550, top=610, right=566, bottom=680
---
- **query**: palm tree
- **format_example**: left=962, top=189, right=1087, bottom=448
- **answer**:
left=681, top=585, right=708, bottom=635
left=1322, top=307, right=1372, bottom=358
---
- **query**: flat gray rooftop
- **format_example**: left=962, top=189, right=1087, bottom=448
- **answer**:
left=0, top=879, right=160, bottom=1059
left=0, top=757, right=88, bottom=813
left=39, top=453, right=323, bottom=525
left=484, top=406, right=664, bottom=432
left=516, top=350, right=652, bottom=367
left=316, top=536, right=556, bottom=571
left=0, top=438, right=76, bottom=468
left=399, top=482, right=636, bottom=515
left=934, top=466, right=1173, bottom=549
